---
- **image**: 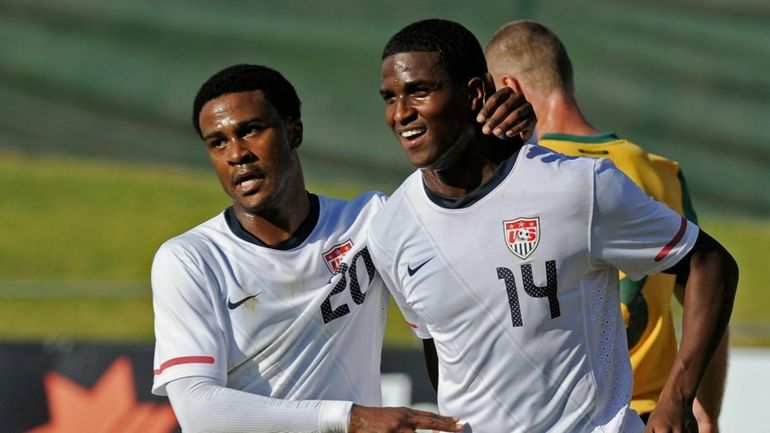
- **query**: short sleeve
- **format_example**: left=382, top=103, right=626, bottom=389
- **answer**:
left=367, top=229, right=430, bottom=339
left=151, top=242, right=228, bottom=395
left=591, top=159, right=699, bottom=281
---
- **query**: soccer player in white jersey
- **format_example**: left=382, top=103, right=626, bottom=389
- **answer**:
left=369, top=19, right=738, bottom=433
left=150, top=64, right=535, bottom=433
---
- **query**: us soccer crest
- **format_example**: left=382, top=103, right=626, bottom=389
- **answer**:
left=323, top=240, right=353, bottom=273
left=503, top=217, right=540, bottom=259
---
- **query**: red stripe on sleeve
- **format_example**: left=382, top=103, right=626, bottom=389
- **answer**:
left=154, top=356, right=215, bottom=375
left=654, top=217, right=688, bottom=262
left=407, top=322, right=418, bottom=329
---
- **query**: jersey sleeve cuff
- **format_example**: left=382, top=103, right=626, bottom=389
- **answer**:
left=151, top=362, right=221, bottom=396
left=318, top=400, right=353, bottom=433
left=626, top=219, right=699, bottom=281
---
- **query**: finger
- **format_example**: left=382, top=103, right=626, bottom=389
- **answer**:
left=405, top=408, right=459, bottom=423
left=516, top=121, right=536, bottom=142
left=406, top=409, right=462, bottom=432
left=409, top=416, right=463, bottom=433
left=483, top=99, right=530, bottom=136
left=486, top=103, right=534, bottom=137
left=502, top=105, right=536, bottom=139
left=481, top=95, right=529, bottom=134
left=476, top=87, right=514, bottom=123
left=500, top=115, right=536, bottom=141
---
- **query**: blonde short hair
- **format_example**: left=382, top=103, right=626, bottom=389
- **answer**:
left=485, top=20, right=574, bottom=95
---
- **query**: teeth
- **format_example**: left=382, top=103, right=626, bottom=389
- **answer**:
left=238, top=178, right=260, bottom=189
left=401, top=128, right=425, bottom=138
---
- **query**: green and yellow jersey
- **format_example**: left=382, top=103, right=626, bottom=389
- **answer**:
left=540, top=132, right=697, bottom=415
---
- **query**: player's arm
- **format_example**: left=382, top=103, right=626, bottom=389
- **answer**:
left=167, top=376, right=462, bottom=433
left=671, top=167, right=725, bottom=432
left=674, top=284, right=728, bottom=433
left=646, top=230, right=738, bottom=433
left=166, top=376, right=350, bottom=433
left=422, top=338, right=439, bottom=392
left=476, top=83, right=535, bottom=141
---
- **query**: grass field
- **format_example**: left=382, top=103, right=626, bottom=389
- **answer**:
left=0, top=151, right=767, bottom=346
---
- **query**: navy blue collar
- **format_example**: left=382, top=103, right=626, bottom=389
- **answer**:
left=225, top=193, right=320, bottom=250
left=423, top=150, right=519, bottom=209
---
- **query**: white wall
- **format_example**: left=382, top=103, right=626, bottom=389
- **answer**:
left=721, top=347, right=770, bottom=431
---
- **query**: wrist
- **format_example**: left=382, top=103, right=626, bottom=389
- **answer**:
left=318, top=400, right=353, bottom=433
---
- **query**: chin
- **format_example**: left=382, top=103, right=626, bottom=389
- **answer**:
left=405, top=150, right=437, bottom=170
left=236, top=193, right=273, bottom=216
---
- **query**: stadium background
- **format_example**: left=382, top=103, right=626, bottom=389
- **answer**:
left=0, top=0, right=768, bottom=431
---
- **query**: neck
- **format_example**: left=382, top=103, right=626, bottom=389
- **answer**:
left=421, top=134, right=516, bottom=199
left=234, top=178, right=310, bottom=246
left=535, top=91, right=600, bottom=138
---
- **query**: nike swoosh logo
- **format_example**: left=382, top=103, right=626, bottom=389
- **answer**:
left=227, top=292, right=262, bottom=310
left=407, top=258, right=434, bottom=276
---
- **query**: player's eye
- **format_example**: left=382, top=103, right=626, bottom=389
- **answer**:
left=207, top=138, right=226, bottom=149
left=380, top=91, right=396, bottom=104
left=242, top=123, right=266, bottom=137
left=412, top=88, right=431, bottom=98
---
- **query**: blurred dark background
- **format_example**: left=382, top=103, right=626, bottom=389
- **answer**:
left=1, top=0, right=768, bottom=214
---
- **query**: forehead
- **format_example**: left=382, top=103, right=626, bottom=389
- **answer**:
left=199, top=90, right=279, bottom=132
left=381, top=51, right=449, bottom=85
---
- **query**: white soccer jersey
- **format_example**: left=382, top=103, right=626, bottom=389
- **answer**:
left=152, top=192, right=388, bottom=408
left=367, top=145, right=698, bottom=433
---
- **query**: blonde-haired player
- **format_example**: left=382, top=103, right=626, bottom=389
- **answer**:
left=485, top=20, right=729, bottom=432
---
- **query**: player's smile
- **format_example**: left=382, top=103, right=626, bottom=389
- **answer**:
left=380, top=51, right=476, bottom=170
left=397, top=126, right=427, bottom=150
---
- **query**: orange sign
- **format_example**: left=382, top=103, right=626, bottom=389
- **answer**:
left=25, top=357, right=177, bottom=433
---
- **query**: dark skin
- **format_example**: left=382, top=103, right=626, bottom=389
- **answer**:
left=199, top=90, right=309, bottom=245
left=200, top=88, right=533, bottom=248
left=645, top=230, right=737, bottom=433
left=380, top=52, right=520, bottom=199
left=199, top=86, right=534, bottom=433
left=382, top=51, right=738, bottom=433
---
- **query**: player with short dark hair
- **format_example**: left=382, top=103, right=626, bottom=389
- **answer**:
left=151, top=63, right=535, bottom=433
left=191, top=64, right=302, bottom=135
left=369, top=18, right=737, bottom=433
left=485, top=20, right=728, bottom=431
left=382, top=19, right=487, bottom=87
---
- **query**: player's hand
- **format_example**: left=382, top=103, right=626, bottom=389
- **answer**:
left=692, top=397, right=719, bottom=433
left=477, top=87, right=535, bottom=141
left=349, top=404, right=463, bottom=433
left=644, top=397, right=698, bottom=433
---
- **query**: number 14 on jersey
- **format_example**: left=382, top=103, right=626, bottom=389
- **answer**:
left=496, top=260, right=560, bottom=327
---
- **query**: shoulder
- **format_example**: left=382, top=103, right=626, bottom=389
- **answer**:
left=519, top=144, right=602, bottom=180
left=154, top=212, right=228, bottom=265
left=602, top=137, right=683, bottom=177
left=647, top=151, right=682, bottom=176
left=317, top=191, right=388, bottom=222
left=367, top=171, right=423, bottom=253
left=369, top=171, right=421, bottom=230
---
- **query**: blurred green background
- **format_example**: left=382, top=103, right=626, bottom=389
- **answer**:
left=0, top=0, right=768, bottom=346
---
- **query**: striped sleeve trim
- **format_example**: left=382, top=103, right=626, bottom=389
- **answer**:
left=654, top=217, right=688, bottom=262
left=154, top=356, right=215, bottom=375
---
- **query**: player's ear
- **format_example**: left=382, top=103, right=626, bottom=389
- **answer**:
left=287, top=119, right=303, bottom=149
left=501, top=74, right=523, bottom=94
left=467, top=76, right=487, bottom=113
